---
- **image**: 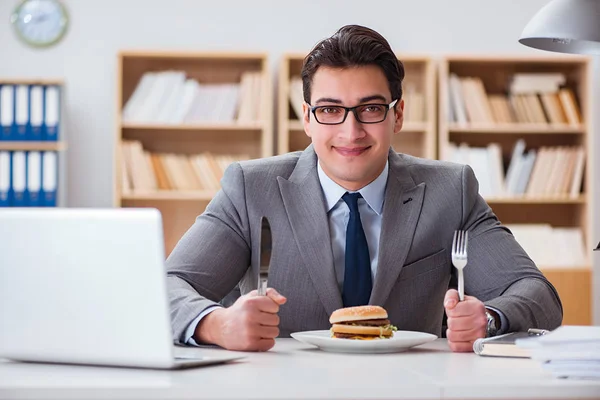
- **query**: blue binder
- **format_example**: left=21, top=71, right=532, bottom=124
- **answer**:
left=14, top=85, right=30, bottom=141
left=0, top=151, right=10, bottom=206
left=10, top=151, right=27, bottom=207
left=25, top=151, right=42, bottom=207
left=0, top=85, right=14, bottom=141
left=29, top=85, right=45, bottom=142
left=41, top=151, right=57, bottom=206
left=43, top=86, right=60, bottom=142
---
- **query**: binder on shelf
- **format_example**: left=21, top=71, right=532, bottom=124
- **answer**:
left=29, top=85, right=45, bottom=141
left=10, top=151, right=26, bottom=207
left=0, top=85, right=14, bottom=141
left=26, top=151, right=42, bottom=207
left=44, top=86, right=60, bottom=142
left=41, top=151, right=57, bottom=206
left=0, top=151, right=10, bottom=206
left=14, top=85, right=30, bottom=141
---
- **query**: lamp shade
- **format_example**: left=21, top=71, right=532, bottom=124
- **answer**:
left=519, top=0, right=600, bottom=55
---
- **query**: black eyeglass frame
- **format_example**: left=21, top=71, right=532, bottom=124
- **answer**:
left=307, top=99, right=399, bottom=125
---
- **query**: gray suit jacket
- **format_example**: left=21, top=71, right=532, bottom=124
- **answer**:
left=166, top=146, right=562, bottom=343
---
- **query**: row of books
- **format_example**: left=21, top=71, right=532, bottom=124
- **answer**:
left=444, top=141, right=584, bottom=198
left=288, top=77, right=426, bottom=122
left=447, top=73, right=582, bottom=125
left=120, top=140, right=249, bottom=192
left=0, top=84, right=61, bottom=141
left=0, top=150, right=58, bottom=207
left=506, top=224, right=587, bottom=268
left=122, top=71, right=264, bottom=125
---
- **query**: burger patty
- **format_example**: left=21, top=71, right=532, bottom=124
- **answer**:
left=337, top=319, right=390, bottom=326
left=333, top=332, right=391, bottom=339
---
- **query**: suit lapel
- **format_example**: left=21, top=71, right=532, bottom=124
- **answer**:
left=370, top=150, right=425, bottom=306
left=278, top=146, right=343, bottom=315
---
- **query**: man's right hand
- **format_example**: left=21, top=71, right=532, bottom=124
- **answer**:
left=194, top=288, right=287, bottom=352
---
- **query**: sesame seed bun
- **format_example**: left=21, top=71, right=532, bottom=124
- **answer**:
left=329, top=305, right=388, bottom=324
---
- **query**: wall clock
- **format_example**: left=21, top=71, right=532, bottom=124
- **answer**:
left=10, top=0, right=69, bottom=48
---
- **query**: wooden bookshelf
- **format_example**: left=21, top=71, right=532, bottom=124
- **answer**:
left=439, top=55, right=593, bottom=325
left=0, top=142, right=67, bottom=151
left=278, top=53, right=437, bottom=159
left=0, top=79, right=66, bottom=207
left=115, top=51, right=273, bottom=255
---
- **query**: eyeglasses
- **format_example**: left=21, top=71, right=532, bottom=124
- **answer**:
left=308, top=99, right=398, bottom=125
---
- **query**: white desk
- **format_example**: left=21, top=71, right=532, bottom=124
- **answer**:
left=0, top=339, right=598, bottom=399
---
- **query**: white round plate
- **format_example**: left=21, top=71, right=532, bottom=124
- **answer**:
left=290, top=330, right=437, bottom=354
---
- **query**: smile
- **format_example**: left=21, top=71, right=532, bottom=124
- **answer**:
left=333, top=146, right=371, bottom=157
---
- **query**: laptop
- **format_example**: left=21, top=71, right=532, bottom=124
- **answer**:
left=0, top=208, right=244, bottom=369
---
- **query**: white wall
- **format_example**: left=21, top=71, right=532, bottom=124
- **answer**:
left=0, top=0, right=598, bottom=322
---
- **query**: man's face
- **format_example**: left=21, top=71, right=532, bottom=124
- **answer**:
left=303, top=65, right=404, bottom=191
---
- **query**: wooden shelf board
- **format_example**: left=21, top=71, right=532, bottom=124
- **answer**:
left=121, top=122, right=263, bottom=131
left=0, top=79, right=64, bottom=85
left=448, top=124, right=584, bottom=134
left=402, top=122, right=429, bottom=132
left=0, top=142, right=66, bottom=151
left=288, top=120, right=303, bottom=131
left=443, top=54, right=590, bottom=64
left=282, top=53, right=432, bottom=63
left=286, top=120, right=429, bottom=132
left=485, top=196, right=586, bottom=204
left=119, top=51, right=267, bottom=60
left=282, top=53, right=307, bottom=61
left=122, top=190, right=218, bottom=201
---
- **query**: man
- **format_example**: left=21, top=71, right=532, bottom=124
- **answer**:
left=166, top=25, right=562, bottom=353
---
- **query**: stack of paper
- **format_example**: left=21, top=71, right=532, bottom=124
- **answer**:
left=516, top=326, right=600, bottom=380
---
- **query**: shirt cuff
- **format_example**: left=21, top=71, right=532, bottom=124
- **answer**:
left=485, top=306, right=508, bottom=335
left=183, top=305, right=223, bottom=346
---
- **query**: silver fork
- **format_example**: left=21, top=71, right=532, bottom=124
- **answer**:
left=451, top=230, right=468, bottom=301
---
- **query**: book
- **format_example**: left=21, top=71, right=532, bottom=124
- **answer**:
left=473, top=331, right=540, bottom=358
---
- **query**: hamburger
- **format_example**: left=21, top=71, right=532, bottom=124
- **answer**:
left=329, top=305, right=397, bottom=340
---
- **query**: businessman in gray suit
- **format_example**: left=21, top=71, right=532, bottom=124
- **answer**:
left=166, top=25, right=562, bottom=352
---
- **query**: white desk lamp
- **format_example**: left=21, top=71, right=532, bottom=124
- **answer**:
left=519, top=0, right=600, bottom=55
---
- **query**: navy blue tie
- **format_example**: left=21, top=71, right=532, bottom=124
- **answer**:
left=342, top=192, right=372, bottom=307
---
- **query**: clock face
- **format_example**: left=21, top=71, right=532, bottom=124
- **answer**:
left=10, top=0, right=69, bottom=48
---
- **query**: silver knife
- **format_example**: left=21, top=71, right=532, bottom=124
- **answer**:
left=257, top=216, right=272, bottom=296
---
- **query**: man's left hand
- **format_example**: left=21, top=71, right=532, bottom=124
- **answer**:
left=444, top=289, right=487, bottom=352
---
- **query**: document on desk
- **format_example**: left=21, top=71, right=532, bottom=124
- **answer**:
left=473, top=332, right=532, bottom=358
left=515, top=326, right=600, bottom=380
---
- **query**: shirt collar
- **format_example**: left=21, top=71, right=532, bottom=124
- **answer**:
left=317, top=160, right=388, bottom=215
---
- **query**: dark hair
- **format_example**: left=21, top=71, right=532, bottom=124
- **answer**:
left=301, top=25, right=405, bottom=105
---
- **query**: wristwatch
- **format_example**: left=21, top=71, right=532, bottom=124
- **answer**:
left=485, top=311, right=499, bottom=337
